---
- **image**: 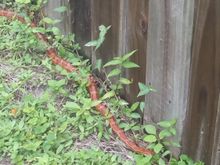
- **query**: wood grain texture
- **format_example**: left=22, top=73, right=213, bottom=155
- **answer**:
left=90, top=0, right=120, bottom=65
left=144, top=0, right=194, bottom=141
left=69, top=0, right=92, bottom=58
left=44, top=0, right=71, bottom=35
left=182, top=0, right=220, bottom=163
left=211, top=95, right=220, bottom=165
left=120, top=0, right=149, bottom=102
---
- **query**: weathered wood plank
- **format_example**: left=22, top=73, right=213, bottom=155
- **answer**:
left=119, top=0, right=149, bottom=102
left=44, top=0, right=71, bottom=35
left=69, top=0, right=92, bottom=58
left=211, top=94, right=220, bottom=165
left=144, top=0, right=194, bottom=142
left=182, top=0, right=220, bottom=164
left=90, top=0, right=121, bottom=65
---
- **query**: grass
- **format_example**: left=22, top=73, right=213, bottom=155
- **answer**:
left=0, top=2, right=205, bottom=164
left=0, top=17, right=134, bottom=165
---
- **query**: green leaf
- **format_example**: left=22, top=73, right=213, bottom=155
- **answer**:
left=159, top=130, right=172, bottom=139
left=119, top=78, right=132, bottom=85
left=56, top=144, right=64, bottom=154
left=103, top=59, right=121, bottom=67
left=51, top=27, right=61, bottom=35
left=54, top=6, right=67, bottom=13
left=140, top=102, right=145, bottom=112
left=41, top=17, right=60, bottom=25
left=84, top=40, right=98, bottom=47
left=157, top=119, right=176, bottom=128
left=169, top=127, right=177, bottom=135
left=32, top=27, right=46, bottom=33
left=144, top=135, right=157, bottom=143
left=95, top=59, right=102, bottom=71
left=64, top=101, right=81, bottom=110
left=85, top=25, right=111, bottom=50
left=15, top=0, right=31, bottom=4
left=158, top=158, right=166, bottom=165
left=130, top=113, right=141, bottom=119
left=101, top=91, right=115, bottom=100
left=171, top=141, right=181, bottom=147
left=135, top=154, right=152, bottom=165
left=122, top=50, right=137, bottom=61
left=137, top=82, right=155, bottom=97
left=58, top=122, right=68, bottom=133
left=22, top=141, right=42, bottom=151
left=144, top=125, right=156, bottom=135
left=129, top=102, right=140, bottom=112
left=107, top=68, right=121, bottom=78
left=162, top=150, right=171, bottom=157
left=153, top=143, right=163, bottom=153
left=48, top=79, right=66, bottom=90
left=122, top=61, right=139, bottom=68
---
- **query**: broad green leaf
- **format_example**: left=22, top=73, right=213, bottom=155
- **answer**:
left=169, top=127, right=177, bottom=135
left=143, top=135, right=157, bottom=143
left=158, top=158, right=166, bottom=165
left=85, top=25, right=111, bottom=50
left=101, top=91, right=115, bottom=100
left=135, top=154, right=152, bottom=165
left=91, top=100, right=102, bottom=107
left=144, top=124, right=156, bottom=135
left=32, top=27, right=46, bottom=33
left=122, top=50, right=137, bottom=61
left=137, top=82, right=155, bottom=97
left=140, top=102, right=145, bottom=112
left=85, top=40, right=98, bottom=47
left=95, top=59, right=102, bottom=71
left=171, top=141, right=181, bottom=147
left=107, top=68, right=121, bottom=78
left=122, top=61, right=139, bottom=68
left=15, top=0, right=30, bottom=4
left=41, top=17, right=60, bottom=25
left=130, top=113, right=141, bottom=119
left=58, top=122, right=68, bottom=133
left=157, top=119, right=176, bottom=128
left=22, top=141, right=42, bottom=151
left=54, top=6, right=67, bottom=13
left=153, top=143, right=163, bottom=153
left=56, top=144, right=64, bottom=154
left=159, top=130, right=172, bottom=139
left=51, top=27, right=61, bottom=35
left=162, top=150, right=171, bottom=157
left=48, top=79, right=66, bottom=89
left=64, top=101, right=81, bottom=110
left=96, top=25, right=111, bottom=50
left=178, top=161, right=186, bottom=165
left=103, top=59, right=121, bottom=67
left=130, top=102, right=140, bottom=112
left=119, top=77, right=132, bottom=85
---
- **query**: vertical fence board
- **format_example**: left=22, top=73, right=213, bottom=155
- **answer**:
left=90, top=0, right=121, bottom=65
left=182, top=0, right=220, bottom=163
left=43, top=0, right=220, bottom=162
left=120, top=0, right=149, bottom=101
left=69, top=0, right=92, bottom=58
left=144, top=0, right=194, bottom=141
left=211, top=95, right=220, bottom=165
left=44, top=0, right=71, bottom=34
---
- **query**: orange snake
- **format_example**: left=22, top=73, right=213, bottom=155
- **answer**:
left=0, top=10, right=153, bottom=155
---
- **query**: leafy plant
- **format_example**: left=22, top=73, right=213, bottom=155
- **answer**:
left=85, top=25, right=111, bottom=50
left=0, top=1, right=205, bottom=165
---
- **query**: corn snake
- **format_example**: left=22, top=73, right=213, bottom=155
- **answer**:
left=0, top=9, right=153, bottom=155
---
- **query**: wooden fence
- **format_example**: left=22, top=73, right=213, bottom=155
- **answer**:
left=45, top=0, right=220, bottom=164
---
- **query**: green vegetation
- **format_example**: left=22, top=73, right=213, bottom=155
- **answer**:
left=0, top=0, right=204, bottom=164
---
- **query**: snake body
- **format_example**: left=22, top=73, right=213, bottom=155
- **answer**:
left=0, top=10, right=153, bottom=155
